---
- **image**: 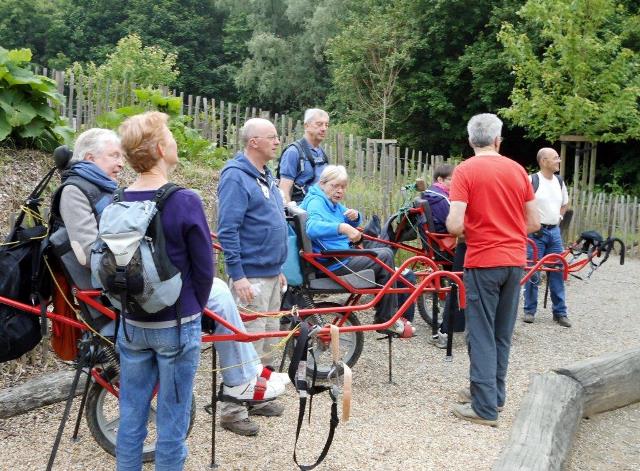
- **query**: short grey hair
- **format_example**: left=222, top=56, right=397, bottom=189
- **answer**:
left=467, top=113, right=503, bottom=148
left=240, top=118, right=274, bottom=147
left=70, top=128, right=121, bottom=164
left=319, top=165, right=348, bottom=186
left=304, top=108, right=329, bottom=124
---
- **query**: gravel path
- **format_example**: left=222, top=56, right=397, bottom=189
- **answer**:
left=1, top=257, right=638, bottom=470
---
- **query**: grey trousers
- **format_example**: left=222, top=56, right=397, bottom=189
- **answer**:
left=464, top=266, right=523, bottom=420
left=221, top=275, right=282, bottom=422
left=333, top=247, right=398, bottom=323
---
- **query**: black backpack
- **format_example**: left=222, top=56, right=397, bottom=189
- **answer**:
left=0, top=163, right=59, bottom=362
left=531, top=173, right=565, bottom=192
left=276, top=138, right=328, bottom=203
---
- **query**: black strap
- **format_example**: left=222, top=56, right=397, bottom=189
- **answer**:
left=288, top=321, right=339, bottom=471
left=532, top=173, right=564, bottom=193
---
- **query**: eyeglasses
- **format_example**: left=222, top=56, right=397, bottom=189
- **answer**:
left=252, top=135, right=280, bottom=141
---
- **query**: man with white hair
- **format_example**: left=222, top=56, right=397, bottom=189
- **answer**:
left=216, top=118, right=289, bottom=434
left=277, top=108, right=330, bottom=203
left=446, top=113, right=540, bottom=427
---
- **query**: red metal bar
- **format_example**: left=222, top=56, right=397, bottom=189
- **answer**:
left=521, top=253, right=569, bottom=285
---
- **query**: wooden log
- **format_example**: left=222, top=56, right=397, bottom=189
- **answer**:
left=493, top=372, right=583, bottom=471
left=554, top=347, right=640, bottom=417
left=0, top=370, right=88, bottom=419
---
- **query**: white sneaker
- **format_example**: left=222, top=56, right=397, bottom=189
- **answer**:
left=430, top=329, right=448, bottom=349
left=260, top=365, right=291, bottom=386
left=222, top=376, right=285, bottom=403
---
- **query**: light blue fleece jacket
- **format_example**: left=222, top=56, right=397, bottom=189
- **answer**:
left=217, top=153, right=287, bottom=280
left=299, top=184, right=361, bottom=270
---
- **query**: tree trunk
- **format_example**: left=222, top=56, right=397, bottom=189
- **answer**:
left=494, top=372, right=583, bottom=471
left=0, top=369, right=87, bottom=419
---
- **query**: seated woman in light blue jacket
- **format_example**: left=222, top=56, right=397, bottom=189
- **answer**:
left=300, top=165, right=415, bottom=337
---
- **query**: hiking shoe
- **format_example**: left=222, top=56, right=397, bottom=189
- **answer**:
left=457, top=388, right=503, bottom=412
left=554, top=316, right=572, bottom=327
left=221, top=418, right=259, bottom=436
left=430, top=329, right=448, bottom=349
left=222, top=376, right=285, bottom=403
left=260, top=365, right=291, bottom=386
left=451, top=403, right=498, bottom=427
left=523, top=313, right=535, bottom=323
left=249, top=401, right=284, bottom=417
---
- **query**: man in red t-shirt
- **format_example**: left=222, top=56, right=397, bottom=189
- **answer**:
left=446, top=113, right=540, bottom=426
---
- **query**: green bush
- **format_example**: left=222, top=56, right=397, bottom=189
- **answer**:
left=0, top=47, right=73, bottom=149
left=96, top=87, right=229, bottom=169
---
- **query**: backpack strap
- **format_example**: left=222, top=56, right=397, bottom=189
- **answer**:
left=112, top=187, right=126, bottom=203
left=153, top=183, right=183, bottom=211
left=531, top=173, right=564, bottom=193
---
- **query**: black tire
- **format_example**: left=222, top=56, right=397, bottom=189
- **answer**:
left=417, top=293, right=435, bottom=326
left=85, top=375, right=196, bottom=463
left=299, top=302, right=364, bottom=380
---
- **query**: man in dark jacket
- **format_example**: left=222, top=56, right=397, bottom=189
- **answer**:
left=217, top=117, right=289, bottom=434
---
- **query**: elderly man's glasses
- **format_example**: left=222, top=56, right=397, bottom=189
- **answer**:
left=252, top=135, right=280, bottom=141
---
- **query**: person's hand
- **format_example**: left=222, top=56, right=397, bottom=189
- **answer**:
left=343, top=208, right=359, bottom=221
left=279, top=273, right=287, bottom=294
left=340, top=223, right=362, bottom=243
left=233, top=277, right=254, bottom=304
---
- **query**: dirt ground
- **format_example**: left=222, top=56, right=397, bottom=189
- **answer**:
left=1, top=254, right=638, bottom=470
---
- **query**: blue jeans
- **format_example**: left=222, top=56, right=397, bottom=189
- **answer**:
left=523, top=226, right=567, bottom=317
left=207, top=278, right=259, bottom=387
left=465, top=267, right=522, bottom=420
left=116, top=318, right=201, bottom=471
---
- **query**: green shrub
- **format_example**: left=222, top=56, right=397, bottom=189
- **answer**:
left=96, top=87, right=229, bottom=169
left=0, top=47, right=73, bottom=149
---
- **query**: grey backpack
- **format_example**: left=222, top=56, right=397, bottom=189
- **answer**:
left=91, top=183, right=183, bottom=317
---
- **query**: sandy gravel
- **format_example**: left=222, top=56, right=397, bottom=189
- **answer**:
left=1, top=257, right=639, bottom=470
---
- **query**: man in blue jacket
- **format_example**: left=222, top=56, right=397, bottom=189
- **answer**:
left=217, top=118, right=288, bottom=434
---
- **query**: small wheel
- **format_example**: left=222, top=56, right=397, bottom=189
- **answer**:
left=417, top=293, right=434, bottom=326
left=299, top=302, right=364, bottom=380
left=85, top=375, right=196, bottom=462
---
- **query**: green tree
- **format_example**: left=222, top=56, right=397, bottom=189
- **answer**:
left=498, top=0, right=640, bottom=142
left=92, top=33, right=179, bottom=87
left=327, top=1, right=418, bottom=139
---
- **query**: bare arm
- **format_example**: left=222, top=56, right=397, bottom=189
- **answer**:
left=278, top=178, right=294, bottom=204
left=525, top=200, right=541, bottom=234
left=446, top=201, right=467, bottom=236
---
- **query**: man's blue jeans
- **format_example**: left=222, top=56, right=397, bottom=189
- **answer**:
left=116, top=318, right=201, bottom=471
left=465, top=267, right=522, bottom=420
left=524, top=226, right=567, bottom=317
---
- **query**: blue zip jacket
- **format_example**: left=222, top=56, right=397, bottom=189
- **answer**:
left=217, top=153, right=287, bottom=280
left=300, top=184, right=361, bottom=271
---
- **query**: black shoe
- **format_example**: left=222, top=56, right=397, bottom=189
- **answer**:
left=248, top=401, right=284, bottom=417
left=221, top=418, right=259, bottom=436
left=554, top=316, right=572, bottom=327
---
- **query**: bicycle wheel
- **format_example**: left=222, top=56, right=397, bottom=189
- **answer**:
left=301, top=302, right=364, bottom=380
left=417, top=292, right=444, bottom=327
left=85, top=375, right=196, bottom=463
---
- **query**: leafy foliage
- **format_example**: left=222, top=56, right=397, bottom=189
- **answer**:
left=498, top=0, right=640, bottom=142
left=0, top=47, right=72, bottom=149
left=96, top=88, right=229, bottom=168
left=327, top=1, right=418, bottom=139
left=68, top=34, right=179, bottom=88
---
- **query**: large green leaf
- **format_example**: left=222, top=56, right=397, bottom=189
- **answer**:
left=0, top=109, right=11, bottom=141
left=6, top=48, right=32, bottom=64
left=0, top=90, right=37, bottom=126
left=4, top=62, right=41, bottom=86
left=52, top=122, right=75, bottom=145
left=32, top=102, right=56, bottom=122
left=18, top=117, right=46, bottom=138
